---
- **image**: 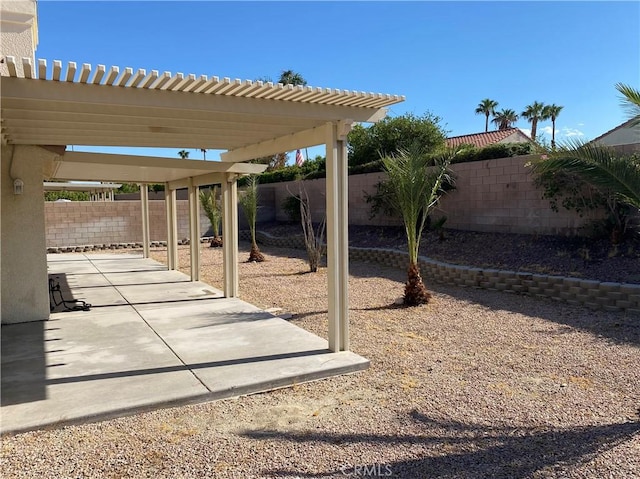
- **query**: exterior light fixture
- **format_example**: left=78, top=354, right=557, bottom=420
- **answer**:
left=13, top=178, right=24, bottom=195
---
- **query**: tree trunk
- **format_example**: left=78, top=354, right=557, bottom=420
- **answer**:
left=248, top=242, right=265, bottom=262
left=404, top=263, right=431, bottom=306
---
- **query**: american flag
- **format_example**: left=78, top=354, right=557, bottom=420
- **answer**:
left=295, top=149, right=305, bottom=167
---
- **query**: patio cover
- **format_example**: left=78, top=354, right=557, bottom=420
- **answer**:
left=1, top=57, right=404, bottom=352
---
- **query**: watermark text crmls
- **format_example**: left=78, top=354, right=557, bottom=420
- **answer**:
left=340, top=463, right=393, bottom=477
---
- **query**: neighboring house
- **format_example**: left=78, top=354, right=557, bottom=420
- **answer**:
left=446, top=128, right=532, bottom=149
left=591, top=119, right=640, bottom=154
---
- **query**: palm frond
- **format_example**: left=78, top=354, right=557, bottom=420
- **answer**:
left=532, top=139, right=640, bottom=209
left=615, top=83, right=640, bottom=126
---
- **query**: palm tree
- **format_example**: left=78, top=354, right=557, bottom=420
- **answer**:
left=239, top=175, right=265, bottom=262
left=381, top=147, right=454, bottom=306
left=278, top=70, right=307, bottom=86
left=542, top=104, right=564, bottom=149
left=200, top=186, right=222, bottom=247
left=532, top=140, right=640, bottom=242
left=521, top=101, right=548, bottom=142
left=200, top=148, right=207, bottom=160
left=475, top=99, right=499, bottom=132
left=491, top=109, right=519, bottom=130
left=178, top=150, right=190, bottom=159
left=615, top=82, right=640, bottom=126
left=532, top=140, right=640, bottom=210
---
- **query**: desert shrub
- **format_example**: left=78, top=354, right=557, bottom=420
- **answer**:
left=282, top=195, right=303, bottom=222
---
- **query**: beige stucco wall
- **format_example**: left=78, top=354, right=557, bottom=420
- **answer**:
left=1, top=145, right=50, bottom=324
left=0, top=0, right=38, bottom=76
left=595, top=124, right=640, bottom=149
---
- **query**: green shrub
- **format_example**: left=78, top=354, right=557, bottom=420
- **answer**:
left=282, top=195, right=303, bottom=222
left=44, top=191, right=90, bottom=201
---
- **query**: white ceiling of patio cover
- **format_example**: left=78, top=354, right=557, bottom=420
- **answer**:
left=51, top=151, right=267, bottom=184
left=1, top=58, right=404, bottom=152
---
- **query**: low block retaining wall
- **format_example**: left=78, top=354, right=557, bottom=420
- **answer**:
left=248, top=231, right=640, bottom=314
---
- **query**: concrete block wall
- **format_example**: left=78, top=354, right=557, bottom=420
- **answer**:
left=441, top=155, right=602, bottom=234
left=246, top=230, right=640, bottom=313
left=259, top=155, right=603, bottom=235
left=44, top=200, right=209, bottom=247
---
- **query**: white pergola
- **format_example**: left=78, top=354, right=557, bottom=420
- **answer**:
left=44, top=181, right=122, bottom=201
left=1, top=57, right=404, bottom=351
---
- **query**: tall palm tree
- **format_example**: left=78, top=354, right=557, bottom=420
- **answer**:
left=475, top=99, right=499, bottom=132
left=542, top=104, right=564, bottom=149
left=239, top=175, right=265, bottom=262
left=381, top=147, right=454, bottom=306
left=177, top=150, right=190, bottom=159
left=278, top=70, right=307, bottom=86
left=615, top=82, right=640, bottom=126
left=521, top=101, right=548, bottom=142
left=491, top=109, right=519, bottom=130
left=200, top=148, right=207, bottom=160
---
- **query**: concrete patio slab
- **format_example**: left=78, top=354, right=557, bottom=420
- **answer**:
left=1, top=254, right=369, bottom=434
left=102, top=269, right=190, bottom=286
left=116, top=281, right=223, bottom=305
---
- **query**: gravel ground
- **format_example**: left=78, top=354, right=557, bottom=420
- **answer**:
left=2, top=243, right=639, bottom=478
left=259, top=223, right=640, bottom=284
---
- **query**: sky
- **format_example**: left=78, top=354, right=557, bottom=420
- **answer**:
left=35, top=0, right=640, bottom=161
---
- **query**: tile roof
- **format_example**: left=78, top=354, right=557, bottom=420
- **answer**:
left=446, top=128, right=531, bottom=148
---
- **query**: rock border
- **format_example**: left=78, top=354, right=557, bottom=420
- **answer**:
left=247, top=230, right=640, bottom=314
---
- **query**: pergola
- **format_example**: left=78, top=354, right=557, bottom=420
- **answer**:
left=44, top=181, right=122, bottom=201
left=0, top=57, right=404, bottom=352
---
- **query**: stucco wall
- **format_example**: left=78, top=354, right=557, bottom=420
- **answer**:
left=2, top=145, right=50, bottom=323
left=595, top=124, right=640, bottom=152
left=0, top=0, right=38, bottom=77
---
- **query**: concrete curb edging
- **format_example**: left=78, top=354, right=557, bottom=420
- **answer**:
left=248, top=230, right=640, bottom=314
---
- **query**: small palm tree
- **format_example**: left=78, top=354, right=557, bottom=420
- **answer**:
left=542, top=104, right=563, bottom=149
left=616, top=82, right=640, bottom=126
left=475, top=99, right=499, bottom=132
left=381, top=147, right=454, bottom=306
left=239, top=175, right=265, bottom=262
left=200, top=186, right=222, bottom=247
left=521, top=101, right=548, bottom=142
left=178, top=150, right=190, bottom=159
left=491, top=109, right=519, bottom=130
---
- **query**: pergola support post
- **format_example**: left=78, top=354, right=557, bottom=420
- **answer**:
left=140, top=184, right=150, bottom=258
left=222, top=173, right=238, bottom=297
left=164, top=184, right=178, bottom=270
left=325, top=120, right=351, bottom=352
left=188, top=177, right=201, bottom=281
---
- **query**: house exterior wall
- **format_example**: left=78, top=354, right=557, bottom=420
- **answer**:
left=498, top=131, right=532, bottom=144
left=1, top=145, right=50, bottom=324
left=0, top=0, right=38, bottom=77
left=595, top=124, right=640, bottom=152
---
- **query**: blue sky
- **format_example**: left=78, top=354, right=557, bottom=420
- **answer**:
left=36, top=1, right=639, bottom=161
